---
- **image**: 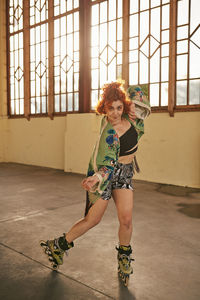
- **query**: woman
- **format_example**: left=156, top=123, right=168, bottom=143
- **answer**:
left=40, top=81, right=150, bottom=286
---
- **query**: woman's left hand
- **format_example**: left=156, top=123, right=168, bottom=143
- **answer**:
left=128, top=102, right=136, bottom=121
left=81, top=175, right=99, bottom=191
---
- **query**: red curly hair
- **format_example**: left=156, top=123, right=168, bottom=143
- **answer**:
left=96, top=81, right=131, bottom=115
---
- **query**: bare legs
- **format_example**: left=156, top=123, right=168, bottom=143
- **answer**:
left=112, top=189, right=134, bottom=246
left=65, top=197, right=108, bottom=243
left=65, top=189, right=133, bottom=246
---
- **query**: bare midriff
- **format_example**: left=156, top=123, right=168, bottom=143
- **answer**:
left=118, top=152, right=136, bottom=164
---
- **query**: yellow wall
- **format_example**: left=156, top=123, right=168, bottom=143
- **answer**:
left=134, top=112, right=200, bottom=188
left=64, top=113, right=101, bottom=173
left=5, top=117, right=66, bottom=169
left=64, top=112, right=200, bottom=188
left=0, top=0, right=199, bottom=188
left=0, top=111, right=200, bottom=188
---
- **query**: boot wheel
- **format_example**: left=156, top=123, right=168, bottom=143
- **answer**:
left=51, top=262, right=58, bottom=270
left=45, top=249, right=52, bottom=255
left=40, top=240, right=47, bottom=247
left=124, top=275, right=129, bottom=287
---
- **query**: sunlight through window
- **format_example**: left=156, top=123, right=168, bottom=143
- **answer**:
left=129, top=0, right=170, bottom=107
left=91, top=0, right=123, bottom=109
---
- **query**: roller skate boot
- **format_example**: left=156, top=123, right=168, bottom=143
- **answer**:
left=40, top=233, right=74, bottom=270
left=116, top=244, right=134, bottom=287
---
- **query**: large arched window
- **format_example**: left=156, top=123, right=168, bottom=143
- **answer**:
left=7, top=0, right=200, bottom=119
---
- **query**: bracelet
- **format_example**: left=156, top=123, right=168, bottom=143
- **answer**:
left=93, top=173, right=102, bottom=182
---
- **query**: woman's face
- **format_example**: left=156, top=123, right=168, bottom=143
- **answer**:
left=105, top=100, right=124, bottom=123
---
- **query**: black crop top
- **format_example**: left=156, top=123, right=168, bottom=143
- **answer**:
left=119, top=124, right=138, bottom=157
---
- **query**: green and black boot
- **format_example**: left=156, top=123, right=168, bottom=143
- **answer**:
left=40, top=233, right=74, bottom=270
left=116, top=244, right=134, bottom=286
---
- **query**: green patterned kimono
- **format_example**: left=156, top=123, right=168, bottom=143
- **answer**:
left=85, top=85, right=151, bottom=215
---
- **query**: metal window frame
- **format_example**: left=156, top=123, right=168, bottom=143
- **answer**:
left=90, top=0, right=124, bottom=110
left=6, top=0, right=82, bottom=119
left=174, top=0, right=200, bottom=113
left=6, top=0, right=200, bottom=120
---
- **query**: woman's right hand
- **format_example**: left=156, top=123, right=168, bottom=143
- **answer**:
left=128, top=102, right=136, bottom=121
left=81, top=175, right=99, bottom=191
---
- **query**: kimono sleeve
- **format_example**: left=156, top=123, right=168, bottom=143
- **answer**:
left=91, top=128, right=119, bottom=194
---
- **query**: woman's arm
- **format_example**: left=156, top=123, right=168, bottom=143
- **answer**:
left=128, top=101, right=136, bottom=122
left=83, top=125, right=119, bottom=194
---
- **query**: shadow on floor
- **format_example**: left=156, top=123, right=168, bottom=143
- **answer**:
left=157, top=184, right=200, bottom=197
left=118, top=275, right=136, bottom=300
left=42, top=272, right=66, bottom=300
left=177, top=203, right=200, bottom=219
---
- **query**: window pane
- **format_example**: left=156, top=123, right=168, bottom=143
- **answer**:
left=151, top=0, right=161, bottom=8
left=177, top=0, right=189, bottom=26
left=9, top=32, right=24, bottom=115
left=54, top=10, right=80, bottom=113
left=68, top=93, right=73, bottom=111
left=177, top=40, right=188, bottom=54
left=92, top=26, right=99, bottom=47
left=161, top=44, right=169, bottom=57
left=190, top=0, right=200, bottom=34
left=55, top=95, right=60, bottom=112
left=108, top=58, right=116, bottom=81
left=129, top=50, right=138, bottom=63
left=129, top=63, right=138, bottom=85
left=140, top=0, right=149, bottom=11
left=130, top=0, right=138, bottom=14
left=162, top=30, right=169, bottom=43
left=92, top=69, right=99, bottom=89
left=30, top=24, right=48, bottom=114
left=129, top=0, right=165, bottom=107
left=91, top=90, right=99, bottom=110
left=162, top=5, right=169, bottom=29
left=176, top=0, right=200, bottom=107
left=92, top=4, right=99, bottom=26
left=130, top=37, right=138, bottom=50
left=109, top=21, right=116, bottom=50
left=150, top=83, right=159, bottom=107
left=61, top=94, right=66, bottom=112
left=189, top=42, right=200, bottom=78
left=74, top=93, right=79, bottom=111
left=100, top=2, right=107, bottom=23
left=151, top=7, right=160, bottom=41
left=176, top=81, right=187, bottom=105
left=117, top=0, right=122, bottom=18
left=140, top=52, right=148, bottom=83
left=140, top=11, right=149, bottom=43
left=74, top=12, right=79, bottom=31
left=161, top=57, right=169, bottom=82
left=189, top=79, right=200, bottom=105
left=161, top=83, right=168, bottom=106
left=150, top=49, right=160, bottom=82
left=109, top=0, right=116, bottom=21
left=177, top=55, right=188, bottom=80
left=177, top=25, right=188, bottom=40
left=130, top=14, right=138, bottom=37
left=90, top=1, right=122, bottom=106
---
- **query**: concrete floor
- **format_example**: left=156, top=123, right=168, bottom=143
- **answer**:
left=0, top=162, right=200, bottom=300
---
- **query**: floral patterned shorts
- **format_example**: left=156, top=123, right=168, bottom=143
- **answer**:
left=101, top=162, right=134, bottom=200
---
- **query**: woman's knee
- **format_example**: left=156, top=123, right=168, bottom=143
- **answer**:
left=85, top=215, right=102, bottom=228
left=119, top=215, right=133, bottom=230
